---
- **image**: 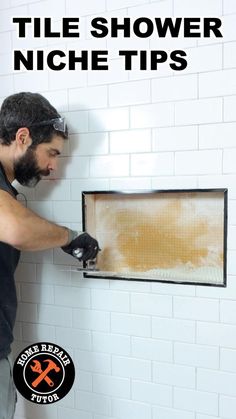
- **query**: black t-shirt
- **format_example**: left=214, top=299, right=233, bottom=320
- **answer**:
left=0, top=162, right=20, bottom=359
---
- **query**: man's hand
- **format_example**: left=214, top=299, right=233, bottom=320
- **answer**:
left=61, top=232, right=99, bottom=261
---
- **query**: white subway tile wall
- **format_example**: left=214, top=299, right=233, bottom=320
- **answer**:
left=0, top=0, right=235, bottom=418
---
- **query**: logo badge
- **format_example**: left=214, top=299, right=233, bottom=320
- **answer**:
left=13, top=342, right=75, bottom=404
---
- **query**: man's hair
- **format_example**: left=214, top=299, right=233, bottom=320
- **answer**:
left=0, top=92, right=68, bottom=146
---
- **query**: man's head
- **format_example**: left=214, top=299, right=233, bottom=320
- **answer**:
left=0, top=92, right=68, bottom=187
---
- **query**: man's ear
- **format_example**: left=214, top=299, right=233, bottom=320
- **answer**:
left=15, top=127, right=32, bottom=148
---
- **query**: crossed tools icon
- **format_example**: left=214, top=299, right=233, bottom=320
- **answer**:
left=30, top=359, right=60, bottom=388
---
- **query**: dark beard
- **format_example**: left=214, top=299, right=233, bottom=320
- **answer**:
left=14, top=147, right=50, bottom=187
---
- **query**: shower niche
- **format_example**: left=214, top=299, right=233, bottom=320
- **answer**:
left=82, top=189, right=227, bottom=286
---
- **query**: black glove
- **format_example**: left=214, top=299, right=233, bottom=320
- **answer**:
left=62, top=232, right=99, bottom=261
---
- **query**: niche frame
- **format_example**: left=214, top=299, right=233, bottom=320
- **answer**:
left=81, top=189, right=228, bottom=287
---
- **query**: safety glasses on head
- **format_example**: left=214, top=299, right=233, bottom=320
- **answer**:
left=28, top=117, right=67, bottom=133
left=4, top=117, right=67, bottom=134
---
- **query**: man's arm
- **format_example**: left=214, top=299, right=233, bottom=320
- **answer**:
left=0, top=189, right=70, bottom=251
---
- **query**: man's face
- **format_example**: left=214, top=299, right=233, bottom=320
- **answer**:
left=14, top=135, right=64, bottom=187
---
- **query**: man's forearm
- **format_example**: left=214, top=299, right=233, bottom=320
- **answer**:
left=0, top=190, right=99, bottom=260
left=13, top=212, right=71, bottom=251
left=0, top=189, right=74, bottom=251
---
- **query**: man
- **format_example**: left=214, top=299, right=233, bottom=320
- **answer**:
left=0, top=92, right=99, bottom=419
